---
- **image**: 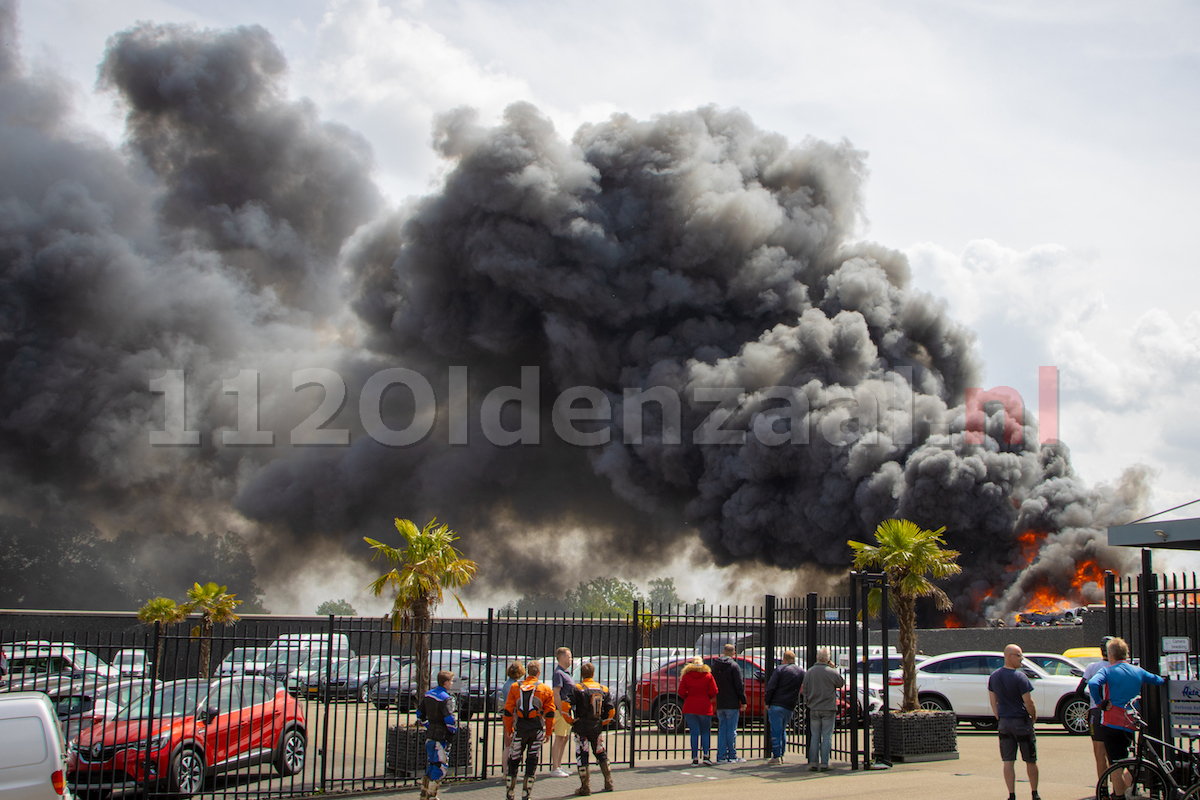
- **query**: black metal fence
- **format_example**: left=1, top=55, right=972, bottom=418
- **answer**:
left=1106, top=550, right=1200, bottom=751
left=2, top=591, right=883, bottom=800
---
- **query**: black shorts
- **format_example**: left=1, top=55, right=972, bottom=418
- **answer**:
left=1101, top=726, right=1135, bottom=762
left=1089, top=708, right=1105, bottom=741
left=998, top=717, right=1037, bottom=763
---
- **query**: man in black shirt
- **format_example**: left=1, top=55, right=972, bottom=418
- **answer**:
left=988, top=645, right=1039, bottom=800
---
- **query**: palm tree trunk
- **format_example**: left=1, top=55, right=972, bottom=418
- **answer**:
left=412, top=597, right=431, bottom=699
left=199, top=622, right=213, bottom=678
left=896, top=594, right=918, bottom=712
left=155, top=624, right=166, bottom=680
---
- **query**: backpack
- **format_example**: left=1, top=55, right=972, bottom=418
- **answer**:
left=513, top=681, right=545, bottom=732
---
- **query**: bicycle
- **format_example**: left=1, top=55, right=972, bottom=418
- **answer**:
left=1096, top=699, right=1200, bottom=800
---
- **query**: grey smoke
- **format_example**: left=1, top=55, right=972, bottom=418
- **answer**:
left=0, top=2, right=1145, bottom=618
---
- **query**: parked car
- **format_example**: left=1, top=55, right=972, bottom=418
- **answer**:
left=54, top=679, right=158, bottom=742
left=1062, top=646, right=1105, bottom=668
left=3, top=645, right=122, bottom=684
left=285, top=656, right=349, bottom=697
left=68, top=676, right=307, bottom=799
left=634, top=655, right=766, bottom=733
left=109, top=650, right=148, bottom=679
left=1022, top=653, right=1084, bottom=678
left=318, top=656, right=403, bottom=703
left=368, top=653, right=491, bottom=718
left=0, top=691, right=72, bottom=800
left=215, top=647, right=264, bottom=677
left=693, top=632, right=759, bottom=656
left=881, top=650, right=1089, bottom=734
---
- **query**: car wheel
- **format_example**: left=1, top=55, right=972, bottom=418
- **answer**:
left=358, top=684, right=370, bottom=703
left=614, top=699, right=630, bottom=730
left=169, top=747, right=206, bottom=798
left=971, top=719, right=998, bottom=731
left=1060, top=695, right=1090, bottom=735
left=654, top=696, right=684, bottom=734
left=790, top=701, right=806, bottom=734
left=274, top=727, right=306, bottom=776
left=918, top=695, right=950, bottom=712
left=375, top=701, right=391, bottom=711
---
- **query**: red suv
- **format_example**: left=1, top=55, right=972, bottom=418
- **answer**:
left=67, top=676, right=307, bottom=799
left=635, top=656, right=766, bottom=733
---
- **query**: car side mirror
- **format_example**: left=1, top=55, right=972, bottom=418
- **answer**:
left=201, top=706, right=220, bottom=724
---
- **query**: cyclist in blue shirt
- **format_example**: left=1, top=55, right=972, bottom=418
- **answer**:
left=1087, top=637, right=1165, bottom=800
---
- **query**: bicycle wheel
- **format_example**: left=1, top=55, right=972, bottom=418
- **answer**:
left=1099, top=758, right=1176, bottom=800
left=1181, top=779, right=1200, bottom=800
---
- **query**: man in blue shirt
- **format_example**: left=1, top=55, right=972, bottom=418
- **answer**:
left=1088, top=637, right=1165, bottom=800
left=988, top=644, right=1039, bottom=800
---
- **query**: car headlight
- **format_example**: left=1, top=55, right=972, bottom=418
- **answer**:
left=134, top=733, right=171, bottom=751
left=68, top=739, right=78, bottom=752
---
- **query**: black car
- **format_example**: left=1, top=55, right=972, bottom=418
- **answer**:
left=318, top=657, right=402, bottom=703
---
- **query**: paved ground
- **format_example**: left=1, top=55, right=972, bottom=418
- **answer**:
left=371, top=727, right=1100, bottom=800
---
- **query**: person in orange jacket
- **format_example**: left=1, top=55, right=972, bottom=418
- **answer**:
left=503, top=660, right=557, bottom=800
left=678, top=657, right=719, bottom=765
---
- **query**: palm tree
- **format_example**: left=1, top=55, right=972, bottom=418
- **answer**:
left=181, top=582, right=242, bottom=678
left=365, top=517, right=477, bottom=695
left=138, top=597, right=187, bottom=679
left=848, top=519, right=962, bottom=712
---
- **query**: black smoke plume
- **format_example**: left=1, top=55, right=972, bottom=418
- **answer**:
left=0, top=2, right=1145, bottom=617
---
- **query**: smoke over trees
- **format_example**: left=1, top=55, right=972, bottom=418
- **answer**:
left=0, top=1, right=1148, bottom=621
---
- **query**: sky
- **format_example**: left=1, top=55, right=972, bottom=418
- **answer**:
left=11, top=0, right=1200, bottom=612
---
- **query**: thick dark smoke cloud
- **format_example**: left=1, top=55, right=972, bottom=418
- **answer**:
left=0, top=1, right=1146, bottom=617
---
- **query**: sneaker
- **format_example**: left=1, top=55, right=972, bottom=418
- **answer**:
left=549, top=768, right=571, bottom=778
left=808, top=765, right=819, bottom=772
left=731, top=757, right=747, bottom=763
left=702, top=757, right=714, bottom=766
left=765, top=757, right=780, bottom=766
left=715, top=758, right=730, bottom=764
left=692, top=758, right=700, bottom=766
left=819, top=765, right=830, bottom=772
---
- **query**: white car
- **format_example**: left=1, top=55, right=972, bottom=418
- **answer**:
left=4, top=645, right=122, bottom=682
left=109, top=649, right=148, bottom=678
left=880, top=650, right=1089, bottom=734
left=1022, top=652, right=1085, bottom=678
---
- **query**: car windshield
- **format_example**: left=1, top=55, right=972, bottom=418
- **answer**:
left=70, top=651, right=105, bottom=670
left=113, top=652, right=145, bottom=667
left=224, top=648, right=262, bottom=664
left=266, top=650, right=309, bottom=670
left=334, top=658, right=372, bottom=677
left=120, top=680, right=208, bottom=719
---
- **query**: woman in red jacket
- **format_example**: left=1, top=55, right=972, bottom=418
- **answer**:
left=677, top=657, right=718, bottom=765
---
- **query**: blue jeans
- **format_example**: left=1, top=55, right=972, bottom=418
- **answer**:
left=716, top=709, right=739, bottom=760
left=767, top=704, right=792, bottom=758
left=684, top=713, right=711, bottom=759
left=808, top=710, right=835, bottom=766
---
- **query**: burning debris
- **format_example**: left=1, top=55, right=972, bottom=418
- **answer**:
left=0, top=3, right=1148, bottom=613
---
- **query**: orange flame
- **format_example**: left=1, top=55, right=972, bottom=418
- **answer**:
left=944, top=613, right=963, bottom=628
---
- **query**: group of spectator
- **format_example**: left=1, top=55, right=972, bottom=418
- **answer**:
left=985, top=636, right=1163, bottom=800
left=674, top=643, right=846, bottom=771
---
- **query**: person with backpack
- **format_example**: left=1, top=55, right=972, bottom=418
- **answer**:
left=561, top=661, right=616, bottom=795
left=416, top=670, right=458, bottom=800
left=503, top=660, right=557, bottom=800
left=711, top=643, right=747, bottom=763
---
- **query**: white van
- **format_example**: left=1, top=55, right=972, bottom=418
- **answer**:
left=0, top=692, right=72, bottom=800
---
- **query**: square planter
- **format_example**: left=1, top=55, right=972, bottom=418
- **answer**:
left=871, top=711, right=958, bottom=763
left=385, top=724, right=473, bottom=777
